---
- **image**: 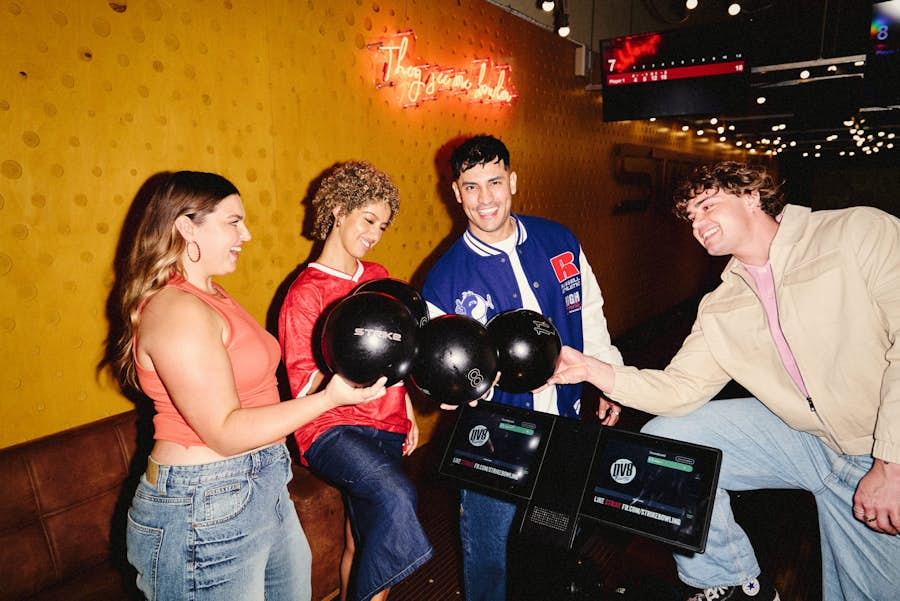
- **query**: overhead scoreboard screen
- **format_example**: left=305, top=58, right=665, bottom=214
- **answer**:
left=599, top=22, right=749, bottom=121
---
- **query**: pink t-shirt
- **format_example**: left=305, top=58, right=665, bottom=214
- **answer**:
left=742, top=261, right=810, bottom=399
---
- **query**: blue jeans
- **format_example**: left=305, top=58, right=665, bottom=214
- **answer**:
left=126, top=443, right=311, bottom=601
left=459, top=489, right=517, bottom=601
left=304, top=426, right=433, bottom=601
left=642, top=398, right=900, bottom=600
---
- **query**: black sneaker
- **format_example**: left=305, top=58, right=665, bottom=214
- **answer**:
left=686, top=575, right=780, bottom=601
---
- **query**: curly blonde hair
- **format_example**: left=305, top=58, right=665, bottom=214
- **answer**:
left=311, top=161, right=400, bottom=240
left=673, top=161, right=785, bottom=220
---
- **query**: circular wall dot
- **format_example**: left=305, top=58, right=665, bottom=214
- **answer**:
left=12, top=224, right=29, bottom=240
left=31, top=194, right=46, bottom=208
left=2, top=160, right=23, bottom=179
left=1, top=319, right=15, bottom=334
left=51, top=164, right=64, bottom=177
left=18, top=284, right=37, bottom=301
left=52, top=10, right=67, bottom=26
left=74, top=193, right=88, bottom=206
left=92, top=17, right=111, bottom=37
left=22, top=131, right=40, bottom=147
left=0, top=254, right=11, bottom=275
left=145, top=0, right=162, bottom=21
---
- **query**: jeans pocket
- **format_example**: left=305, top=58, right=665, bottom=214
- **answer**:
left=198, top=475, right=252, bottom=527
left=126, top=510, right=163, bottom=601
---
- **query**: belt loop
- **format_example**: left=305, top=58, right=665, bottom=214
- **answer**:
left=145, top=456, right=166, bottom=493
left=251, top=449, right=261, bottom=477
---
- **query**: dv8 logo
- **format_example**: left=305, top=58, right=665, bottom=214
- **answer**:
left=469, top=425, right=490, bottom=447
left=610, top=458, right=636, bottom=484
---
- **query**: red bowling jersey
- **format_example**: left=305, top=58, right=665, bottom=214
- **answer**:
left=278, top=260, right=410, bottom=464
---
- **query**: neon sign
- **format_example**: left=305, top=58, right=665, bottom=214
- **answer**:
left=368, top=30, right=517, bottom=108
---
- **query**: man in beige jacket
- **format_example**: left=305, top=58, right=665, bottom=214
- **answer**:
left=548, top=161, right=899, bottom=601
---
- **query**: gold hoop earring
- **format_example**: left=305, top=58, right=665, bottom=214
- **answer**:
left=187, top=241, right=201, bottom=263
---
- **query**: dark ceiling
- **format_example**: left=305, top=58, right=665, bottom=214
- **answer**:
left=491, top=0, right=900, bottom=159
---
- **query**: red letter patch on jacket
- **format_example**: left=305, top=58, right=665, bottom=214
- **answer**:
left=550, top=251, right=579, bottom=282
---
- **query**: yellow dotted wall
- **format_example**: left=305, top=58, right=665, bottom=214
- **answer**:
left=0, top=0, right=738, bottom=447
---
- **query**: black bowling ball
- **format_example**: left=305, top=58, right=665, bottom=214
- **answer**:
left=410, top=314, right=498, bottom=406
left=321, top=291, right=419, bottom=386
left=487, top=309, right=561, bottom=393
left=353, top=277, right=429, bottom=327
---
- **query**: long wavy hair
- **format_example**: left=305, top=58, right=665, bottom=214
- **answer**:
left=112, top=171, right=239, bottom=389
left=310, top=161, right=400, bottom=241
left=673, top=161, right=785, bottom=219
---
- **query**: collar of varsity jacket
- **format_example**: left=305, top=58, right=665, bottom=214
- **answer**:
left=462, top=214, right=527, bottom=257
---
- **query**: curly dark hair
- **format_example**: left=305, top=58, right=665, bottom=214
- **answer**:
left=673, top=161, right=785, bottom=220
left=311, top=161, right=400, bottom=240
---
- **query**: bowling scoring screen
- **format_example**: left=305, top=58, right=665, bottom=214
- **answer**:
left=579, top=430, right=720, bottom=551
left=598, top=20, right=749, bottom=121
left=441, top=404, right=552, bottom=500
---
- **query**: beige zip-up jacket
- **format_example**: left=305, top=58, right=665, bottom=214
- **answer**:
left=612, top=204, right=900, bottom=463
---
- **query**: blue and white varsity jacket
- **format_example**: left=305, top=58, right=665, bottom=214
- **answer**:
left=422, top=214, right=622, bottom=417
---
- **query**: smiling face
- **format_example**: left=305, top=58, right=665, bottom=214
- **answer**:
left=187, top=193, right=251, bottom=277
left=452, top=158, right=517, bottom=244
left=685, top=187, right=768, bottom=263
left=334, top=200, right=392, bottom=259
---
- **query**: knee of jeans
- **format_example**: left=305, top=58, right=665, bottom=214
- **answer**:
left=369, top=467, right=418, bottom=504
left=640, top=415, right=682, bottom=439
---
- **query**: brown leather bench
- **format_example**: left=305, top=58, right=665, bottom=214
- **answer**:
left=0, top=410, right=345, bottom=601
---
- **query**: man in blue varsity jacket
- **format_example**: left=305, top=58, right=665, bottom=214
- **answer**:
left=422, top=135, right=624, bottom=601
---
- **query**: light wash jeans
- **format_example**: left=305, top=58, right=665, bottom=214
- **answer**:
left=458, top=488, right=517, bottom=601
left=304, top=426, right=433, bottom=601
left=126, top=443, right=311, bottom=601
left=641, top=398, right=900, bottom=600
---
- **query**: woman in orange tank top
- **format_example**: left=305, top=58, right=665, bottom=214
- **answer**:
left=112, top=171, right=386, bottom=601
